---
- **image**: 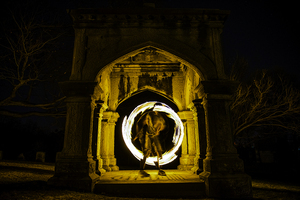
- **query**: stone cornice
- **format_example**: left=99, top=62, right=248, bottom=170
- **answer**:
left=70, top=8, right=230, bottom=28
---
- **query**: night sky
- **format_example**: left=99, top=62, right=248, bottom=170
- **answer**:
left=1, top=0, right=299, bottom=130
left=167, top=1, right=298, bottom=77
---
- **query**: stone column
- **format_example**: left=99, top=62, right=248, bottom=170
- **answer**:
left=178, top=119, right=188, bottom=167
left=48, top=81, right=99, bottom=192
left=208, top=25, right=228, bottom=80
left=69, top=29, right=87, bottom=81
left=101, top=111, right=119, bottom=171
left=189, top=99, right=206, bottom=174
left=198, top=80, right=252, bottom=198
left=177, top=111, right=196, bottom=171
left=92, top=100, right=106, bottom=175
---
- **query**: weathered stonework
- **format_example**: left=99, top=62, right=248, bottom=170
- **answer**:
left=48, top=6, right=252, bottom=198
left=48, top=82, right=100, bottom=192
left=92, top=100, right=107, bottom=175
left=199, top=81, right=252, bottom=198
left=190, top=99, right=206, bottom=174
left=100, top=111, right=119, bottom=171
left=177, top=111, right=196, bottom=171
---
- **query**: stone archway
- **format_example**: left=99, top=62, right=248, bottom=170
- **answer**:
left=48, top=7, right=253, bottom=198
left=92, top=46, right=203, bottom=174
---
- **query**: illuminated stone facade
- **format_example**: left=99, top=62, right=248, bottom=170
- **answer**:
left=48, top=7, right=252, bottom=198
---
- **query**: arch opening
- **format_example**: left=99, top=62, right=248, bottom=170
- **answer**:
left=122, top=101, right=184, bottom=166
left=115, top=91, right=181, bottom=170
left=94, top=45, right=205, bottom=171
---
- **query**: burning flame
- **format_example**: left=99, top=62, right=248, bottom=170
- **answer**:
left=122, top=101, right=184, bottom=166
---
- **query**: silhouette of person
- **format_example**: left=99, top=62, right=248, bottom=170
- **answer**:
left=134, top=110, right=167, bottom=177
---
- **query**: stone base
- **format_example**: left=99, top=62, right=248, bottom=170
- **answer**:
left=110, top=164, right=119, bottom=171
left=102, top=164, right=119, bottom=171
left=96, top=168, right=107, bottom=176
left=178, top=155, right=195, bottom=171
left=194, top=158, right=204, bottom=174
left=177, top=164, right=194, bottom=171
left=94, top=157, right=107, bottom=176
left=103, top=164, right=112, bottom=172
left=102, top=157, right=119, bottom=171
left=199, top=171, right=252, bottom=199
left=191, top=165, right=199, bottom=174
left=48, top=153, right=100, bottom=192
left=48, top=173, right=99, bottom=192
left=109, top=157, right=119, bottom=171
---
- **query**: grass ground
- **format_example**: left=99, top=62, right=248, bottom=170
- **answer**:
left=0, top=160, right=300, bottom=200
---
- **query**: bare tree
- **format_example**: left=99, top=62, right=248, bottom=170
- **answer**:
left=0, top=2, right=70, bottom=117
left=231, top=68, right=300, bottom=139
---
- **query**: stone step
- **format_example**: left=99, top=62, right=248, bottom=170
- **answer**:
left=94, top=170, right=206, bottom=198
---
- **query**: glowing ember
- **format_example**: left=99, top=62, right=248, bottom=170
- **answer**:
left=122, top=101, right=184, bottom=166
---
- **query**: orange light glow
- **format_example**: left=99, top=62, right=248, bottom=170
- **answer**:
left=122, top=101, right=184, bottom=166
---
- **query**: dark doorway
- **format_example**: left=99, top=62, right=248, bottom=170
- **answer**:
left=115, top=90, right=181, bottom=170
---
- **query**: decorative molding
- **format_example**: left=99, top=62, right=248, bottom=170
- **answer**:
left=70, top=8, right=230, bottom=28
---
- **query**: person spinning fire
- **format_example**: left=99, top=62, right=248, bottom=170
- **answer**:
left=134, top=110, right=167, bottom=177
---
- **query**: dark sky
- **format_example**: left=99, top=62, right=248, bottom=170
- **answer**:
left=1, top=0, right=299, bottom=130
left=172, top=0, right=299, bottom=75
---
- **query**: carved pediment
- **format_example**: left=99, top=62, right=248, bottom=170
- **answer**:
left=119, top=48, right=178, bottom=64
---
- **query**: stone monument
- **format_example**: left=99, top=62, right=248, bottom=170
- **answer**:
left=48, top=4, right=252, bottom=198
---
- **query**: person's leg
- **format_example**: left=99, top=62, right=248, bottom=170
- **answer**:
left=139, top=151, right=150, bottom=177
left=140, top=150, right=150, bottom=170
left=155, top=156, right=166, bottom=176
left=139, top=134, right=151, bottom=177
left=153, top=137, right=166, bottom=176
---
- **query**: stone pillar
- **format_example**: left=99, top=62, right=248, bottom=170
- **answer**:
left=178, top=118, right=188, bottom=166
left=92, top=100, right=106, bottom=175
left=208, top=26, right=228, bottom=80
left=198, top=80, right=252, bottom=198
left=100, top=111, right=119, bottom=171
left=69, top=29, right=87, bottom=81
left=177, top=111, right=196, bottom=171
left=189, top=99, right=206, bottom=174
left=48, top=81, right=99, bottom=192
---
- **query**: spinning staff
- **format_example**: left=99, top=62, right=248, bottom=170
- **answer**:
left=134, top=110, right=168, bottom=177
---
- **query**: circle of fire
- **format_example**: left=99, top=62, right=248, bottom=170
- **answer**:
left=122, top=101, right=184, bottom=166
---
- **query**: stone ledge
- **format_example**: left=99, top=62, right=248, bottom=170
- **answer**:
left=94, top=169, right=205, bottom=198
left=70, top=8, right=230, bottom=28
